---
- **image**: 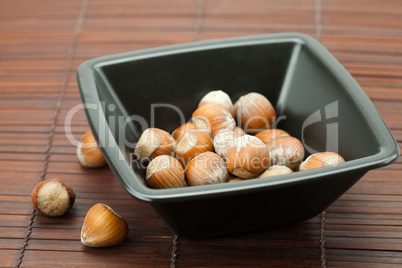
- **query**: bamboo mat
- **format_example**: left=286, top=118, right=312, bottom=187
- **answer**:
left=0, top=0, right=401, bottom=267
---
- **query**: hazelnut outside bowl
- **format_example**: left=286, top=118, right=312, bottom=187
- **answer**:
left=77, top=33, right=399, bottom=238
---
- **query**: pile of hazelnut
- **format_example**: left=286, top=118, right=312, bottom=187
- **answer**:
left=134, top=90, right=345, bottom=189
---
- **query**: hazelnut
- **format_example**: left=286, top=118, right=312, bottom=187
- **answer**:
left=171, top=122, right=196, bottom=142
left=134, top=128, right=176, bottom=165
left=32, top=179, right=75, bottom=217
left=227, top=177, right=245, bottom=183
left=225, top=135, right=270, bottom=179
left=198, top=90, right=235, bottom=117
left=234, top=92, right=276, bottom=134
left=213, top=129, right=241, bottom=159
left=299, top=152, right=345, bottom=171
left=185, top=151, right=229, bottom=186
left=268, top=136, right=305, bottom=170
left=81, top=203, right=129, bottom=247
left=171, top=121, right=210, bottom=142
left=76, top=130, right=107, bottom=168
left=175, top=131, right=213, bottom=166
left=233, top=126, right=245, bottom=136
left=146, top=155, right=186, bottom=189
left=192, top=103, right=235, bottom=137
left=259, top=165, right=293, bottom=178
left=255, top=129, right=290, bottom=146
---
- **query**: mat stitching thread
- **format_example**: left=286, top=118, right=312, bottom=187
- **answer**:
left=320, top=211, right=327, bottom=268
left=315, top=0, right=323, bottom=41
left=15, top=0, right=91, bottom=266
left=170, top=235, right=179, bottom=268
left=193, top=0, right=206, bottom=41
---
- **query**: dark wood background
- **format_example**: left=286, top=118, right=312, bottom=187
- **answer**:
left=0, top=0, right=401, bottom=267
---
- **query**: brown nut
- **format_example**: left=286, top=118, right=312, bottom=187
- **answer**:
left=234, top=92, right=276, bottom=134
left=77, top=130, right=107, bottom=168
left=299, top=152, right=345, bottom=171
left=134, top=128, right=176, bottom=165
left=175, top=131, right=214, bottom=166
left=268, top=136, right=305, bottom=170
left=171, top=122, right=196, bottom=142
left=255, top=129, right=290, bottom=146
left=198, top=90, right=235, bottom=117
left=32, top=179, right=75, bottom=217
left=185, top=151, right=229, bottom=186
left=171, top=122, right=211, bottom=142
left=213, top=129, right=241, bottom=159
left=233, top=126, right=246, bottom=136
left=146, top=155, right=186, bottom=189
left=81, top=203, right=129, bottom=247
left=192, top=103, right=235, bottom=137
left=227, top=177, right=245, bottom=183
left=259, top=165, right=293, bottom=178
left=225, top=135, right=270, bottom=179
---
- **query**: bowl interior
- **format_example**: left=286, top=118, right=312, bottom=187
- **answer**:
left=94, top=39, right=381, bottom=184
left=99, top=42, right=294, bottom=132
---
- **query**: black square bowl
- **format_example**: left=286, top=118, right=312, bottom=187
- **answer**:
left=77, top=33, right=399, bottom=238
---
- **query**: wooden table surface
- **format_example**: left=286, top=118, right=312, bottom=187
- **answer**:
left=1, top=0, right=401, bottom=267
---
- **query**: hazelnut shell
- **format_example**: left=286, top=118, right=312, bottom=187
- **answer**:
left=81, top=203, right=129, bottom=247
left=146, top=155, right=186, bottom=189
left=77, top=130, right=107, bottom=168
left=234, top=92, right=276, bottom=134
left=225, top=135, right=270, bottom=179
left=192, top=103, right=235, bottom=137
left=213, top=129, right=241, bottom=159
left=227, top=177, right=245, bottom=183
left=134, top=128, right=176, bottom=164
left=32, top=178, right=75, bottom=217
left=255, top=129, right=290, bottom=146
left=198, top=90, right=235, bottom=117
left=268, top=136, right=305, bottom=170
left=232, top=126, right=245, bottom=136
left=299, top=152, right=345, bottom=171
left=185, top=151, right=229, bottom=186
left=175, top=131, right=214, bottom=166
left=259, top=165, right=293, bottom=178
left=171, top=122, right=196, bottom=142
